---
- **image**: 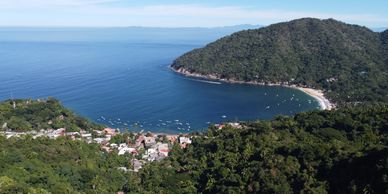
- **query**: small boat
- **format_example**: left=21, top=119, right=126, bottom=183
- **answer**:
left=265, top=106, right=270, bottom=110
left=222, top=115, right=227, bottom=118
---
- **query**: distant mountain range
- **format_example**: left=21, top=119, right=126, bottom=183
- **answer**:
left=172, top=18, right=388, bottom=105
left=372, top=27, right=388, bottom=32
left=0, top=25, right=262, bottom=44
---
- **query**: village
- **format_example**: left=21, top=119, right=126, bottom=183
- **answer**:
left=0, top=122, right=242, bottom=172
left=0, top=126, right=195, bottom=172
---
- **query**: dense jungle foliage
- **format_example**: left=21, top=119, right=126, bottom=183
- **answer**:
left=172, top=18, right=388, bottom=106
left=0, top=100, right=387, bottom=193
left=0, top=98, right=103, bottom=132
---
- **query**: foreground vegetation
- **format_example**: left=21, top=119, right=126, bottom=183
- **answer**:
left=172, top=18, right=388, bottom=106
left=0, top=99, right=387, bottom=193
left=0, top=98, right=103, bottom=132
left=171, top=103, right=388, bottom=193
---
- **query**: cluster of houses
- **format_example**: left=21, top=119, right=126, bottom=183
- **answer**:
left=1, top=122, right=244, bottom=172
left=0, top=127, right=116, bottom=143
left=0, top=126, right=193, bottom=172
left=102, top=133, right=193, bottom=172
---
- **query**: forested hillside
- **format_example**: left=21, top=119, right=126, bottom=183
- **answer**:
left=0, top=98, right=102, bottom=132
left=1, top=99, right=387, bottom=193
left=172, top=18, right=388, bottom=105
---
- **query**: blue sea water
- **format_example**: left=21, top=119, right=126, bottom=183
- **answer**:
left=0, top=27, right=320, bottom=133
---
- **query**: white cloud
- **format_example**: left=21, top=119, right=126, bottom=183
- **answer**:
left=0, top=2, right=387, bottom=27
left=75, top=4, right=388, bottom=26
left=0, top=0, right=118, bottom=7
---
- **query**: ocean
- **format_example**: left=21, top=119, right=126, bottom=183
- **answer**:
left=0, top=27, right=320, bottom=133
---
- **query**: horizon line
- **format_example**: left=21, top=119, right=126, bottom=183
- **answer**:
left=0, top=24, right=262, bottom=29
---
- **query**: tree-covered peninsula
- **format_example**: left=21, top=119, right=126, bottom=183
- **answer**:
left=172, top=18, right=388, bottom=106
left=0, top=98, right=103, bottom=132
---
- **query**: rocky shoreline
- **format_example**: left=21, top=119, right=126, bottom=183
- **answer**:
left=170, top=66, right=334, bottom=110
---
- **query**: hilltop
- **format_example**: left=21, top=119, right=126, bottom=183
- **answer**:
left=0, top=98, right=103, bottom=132
left=172, top=18, right=388, bottom=106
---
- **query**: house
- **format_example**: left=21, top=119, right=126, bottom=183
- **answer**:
left=93, top=130, right=103, bottom=135
left=103, top=128, right=117, bottom=136
left=66, top=132, right=79, bottom=136
left=179, top=137, right=192, bottom=149
left=135, top=135, right=145, bottom=148
left=144, top=136, right=156, bottom=148
left=215, top=124, right=226, bottom=130
left=48, top=128, right=66, bottom=139
left=143, top=148, right=158, bottom=161
left=93, top=138, right=106, bottom=144
left=81, top=133, right=92, bottom=138
left=157, top=143, right=169, bottom=157
left=118, top=147, right=137, bottom=155
left=179, top=137, right=192, bottom=144
left=104, top=134, right=112, bottom=141
left=166, top=135, right=178, bottom=143
left=228, top=122, right=242, bottom=129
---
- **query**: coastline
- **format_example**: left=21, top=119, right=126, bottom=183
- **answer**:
left=170, top=66, right=334, bottom=110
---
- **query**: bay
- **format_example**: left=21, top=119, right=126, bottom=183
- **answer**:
left=0, top=27, right=320, bottom=133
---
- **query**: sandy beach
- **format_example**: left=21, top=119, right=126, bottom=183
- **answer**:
left=292, top=87, right=333, bottom=110
left=171, top=66, right=334, bottom=110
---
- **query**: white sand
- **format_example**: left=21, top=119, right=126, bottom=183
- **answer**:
left=293, top=87, right=333, bottom=110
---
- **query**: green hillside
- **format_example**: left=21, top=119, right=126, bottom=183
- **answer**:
left=172, top=18, right=388, bottom=106
left=0, top=99, right=387, bottom=193
left=0, top=98, right=102, bottom=132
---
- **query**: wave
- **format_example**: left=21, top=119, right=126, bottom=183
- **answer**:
left=187, top=78, right=222, bottom=85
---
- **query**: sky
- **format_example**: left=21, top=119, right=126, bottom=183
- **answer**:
left=0, top=0, right=387, bottom=28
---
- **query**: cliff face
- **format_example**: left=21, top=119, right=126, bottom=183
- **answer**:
left=172, top=18, right=388, bottom=105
